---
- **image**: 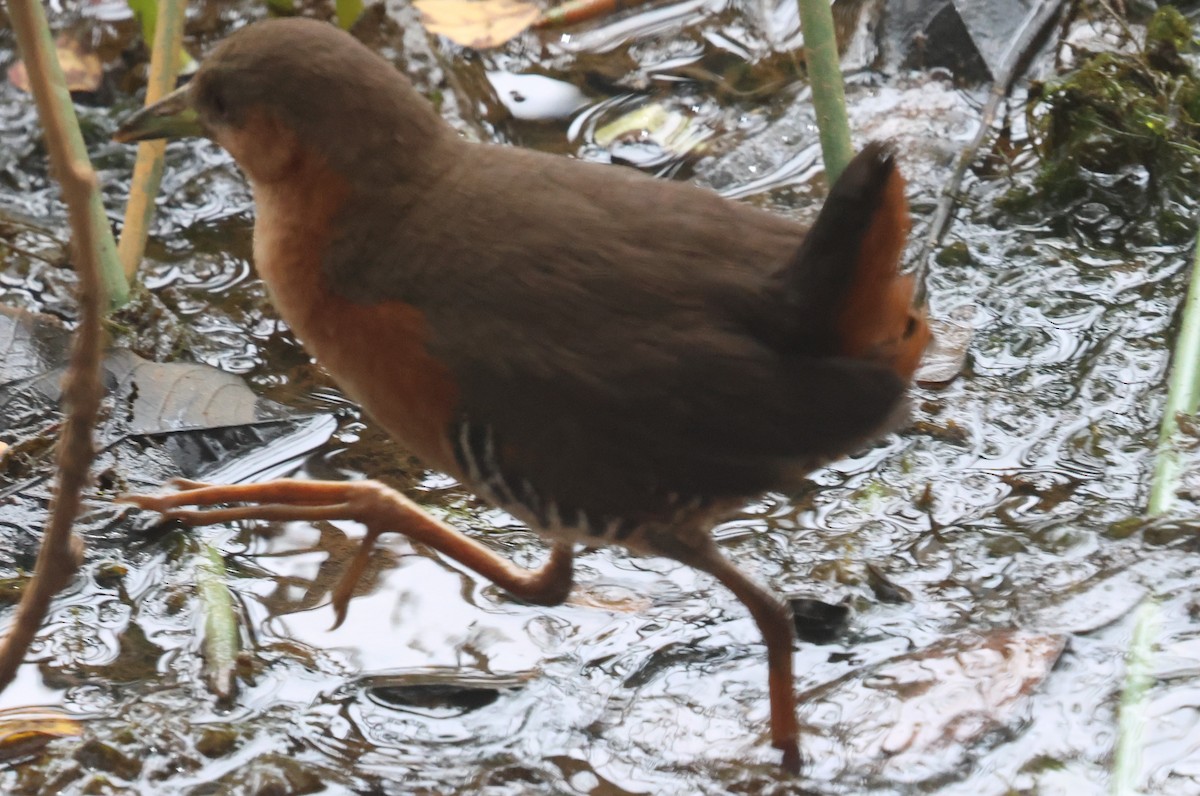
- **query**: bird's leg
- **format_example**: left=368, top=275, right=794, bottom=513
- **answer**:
left=120, top=478, right=575, bottom=625
left=684, top=544, right=801, bottom=774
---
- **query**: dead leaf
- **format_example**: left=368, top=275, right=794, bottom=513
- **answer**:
left=594, top=102, right=711, bottom=158
left=0, top=706, right=84, bottom=763
left=413, top=0, right=540, bottom=48
left=797, top=630, right=1067, bottom=784
left=916, top=316, right=973, bottom=387
left=103, top=349, right=262, bottom=436
left=8, top=35, right=102, bottom=95
left=0, top=306, right=70, bottom=385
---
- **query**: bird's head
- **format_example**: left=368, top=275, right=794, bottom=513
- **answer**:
left=114, top=18, right=449, bottom=185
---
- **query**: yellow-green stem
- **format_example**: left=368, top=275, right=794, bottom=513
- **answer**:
left=796, top=0, right=852, bottom=182
left=118, top=0, right=188, bottom=282
left=1149, top=229, right=1200, bottom=514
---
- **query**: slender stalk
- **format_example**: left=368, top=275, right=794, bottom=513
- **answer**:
left=914, top=0, right=1067, bottom=305
left=795, top=0, right=852, bottom=182
left=0, top=0, right=107, bottom=691
left=1111, top=600, right=1159, bottom=796
left=5, top=0, right=126, bottom=307
left=118, top=0, right=188, bottom=282
left=1148, top=229, right=1200, bottom=515
left=335, top=0, right=364, bottom=29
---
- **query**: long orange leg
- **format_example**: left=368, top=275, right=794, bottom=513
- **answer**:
left=682, top=544, right=800, bottom=774
left=120, top=479, right=575, bottom=625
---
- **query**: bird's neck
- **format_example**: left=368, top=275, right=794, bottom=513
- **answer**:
left=247, top=146, right=461, bottom=470
left=250, top=147, right=349, bottom=335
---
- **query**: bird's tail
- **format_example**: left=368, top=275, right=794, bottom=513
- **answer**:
left=782, top=142, right=930, bottom=380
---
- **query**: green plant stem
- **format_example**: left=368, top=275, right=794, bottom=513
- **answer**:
left=1111, top=600, right=1159, bottom=796
left=7, top=0, right=127, bottom=307
left=197, top=544, right=240, bottom=703
left=1148, top=229, right=1200, bottom=515
left=336, top=0, right=365, bottom=29
left=796, top=0, right=852, bottom=182
left=117, top=0, right=188, bottom=282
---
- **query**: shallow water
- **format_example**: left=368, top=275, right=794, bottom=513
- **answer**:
left=1, top=1, right=1200, bottom=794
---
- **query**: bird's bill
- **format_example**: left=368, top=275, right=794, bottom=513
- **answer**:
left=113, top=84, right=203, bottom=143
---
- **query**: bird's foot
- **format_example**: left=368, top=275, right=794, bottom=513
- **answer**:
left=118, top=477, right=373, bottom=526
left=119, top=477, right=574, bottom=622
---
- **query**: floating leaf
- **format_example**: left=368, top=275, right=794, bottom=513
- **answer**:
left=594, top=102, right=711, bottom=159
left=7, top=35, right=101, bottom=95
left=103, top=350, right=262, bottom=436
left=0, top=706, right=84, bottom=763
left=916, top=316, right=972, bottom=387
left=0, top=307, right=70, bottom=385
left=198, top=546, right=239, bottom=704
left=799, top=630, right=1067, bottom=783
left=413, top=0, right=540, bottom=49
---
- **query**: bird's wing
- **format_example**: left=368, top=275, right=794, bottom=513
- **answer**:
left=324, top=146, right=909, bottom=517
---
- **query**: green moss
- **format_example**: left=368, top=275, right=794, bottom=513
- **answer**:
left=1027, top=6, right=1200, bottom=216
left=1145, top=5, right=1193, bottom=69
left=935, top=240, right=973, bottom=266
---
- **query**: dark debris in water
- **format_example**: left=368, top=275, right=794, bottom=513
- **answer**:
left=789, top=597, right=852, bottom=643
left=363, top=669, right=533, bottom=714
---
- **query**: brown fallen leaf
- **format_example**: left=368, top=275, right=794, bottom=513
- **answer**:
left=0, top=706, right=84, bottom=763
left=796, top=630, right=1067, bottom=784
left=8, top=35, right=102, bottom=95
left=412, top=0, right=540, bottom=48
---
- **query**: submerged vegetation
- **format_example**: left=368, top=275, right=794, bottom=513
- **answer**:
left=1022, top=6, right=1200, bottom=212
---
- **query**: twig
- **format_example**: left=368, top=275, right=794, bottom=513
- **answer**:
left=117, top=0, right=187, bottom=282
left=796, top=0, right=852, bottom=182
left=4, top=0, right=126, bottom=308
left=0, top=238, right=61, bottom=266
left=0, top=0, right=107, bottom=692
left=914, top=0, right=1068, bottom=305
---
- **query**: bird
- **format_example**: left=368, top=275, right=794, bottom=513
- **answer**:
left=114, top=17, right=930, bottom=773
